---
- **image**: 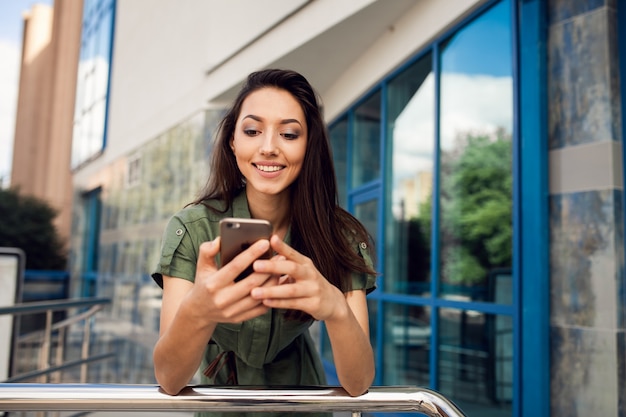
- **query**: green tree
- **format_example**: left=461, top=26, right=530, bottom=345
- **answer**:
left=0, top=188, right=67, bottom=270
left=439, top=130, right=513, bottom=285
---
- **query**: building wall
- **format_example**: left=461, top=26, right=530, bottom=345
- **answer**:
left=546, top=0, right=625, bottom=415
left=62, top=0, right=626, bottom=415
left=74, top=0, right=483, bottom=190
left=11, top=0, right=83, bottom=249
left=69, top=0, right=489, bottom=389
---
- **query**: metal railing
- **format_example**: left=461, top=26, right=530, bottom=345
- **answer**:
left=0, top=383, right=467, bottom=416
left=1, top=298, right=113, bottom=383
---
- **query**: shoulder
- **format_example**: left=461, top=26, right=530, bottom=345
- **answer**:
left=163, top=199, right=231, bottom=242
left=171, top=200, right=228, bottom=225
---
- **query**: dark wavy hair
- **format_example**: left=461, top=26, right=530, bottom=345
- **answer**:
left=192, top=69, right=375, bottom=311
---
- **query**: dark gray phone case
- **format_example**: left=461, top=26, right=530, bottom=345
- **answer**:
left=219, top=218, right=272, bottom=281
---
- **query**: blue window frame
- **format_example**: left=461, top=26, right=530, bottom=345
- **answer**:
left=81, top=187, right=102, bottom=297
left=71, top=0, right=116, bottom=168
left=322, top=1, right=549, bottom=416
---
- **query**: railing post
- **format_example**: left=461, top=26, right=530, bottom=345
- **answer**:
left=53, top=327, right=66, bottom=383
left=80, top=315, right=91, bottom=383
left=38, top=310, right=53, bottom=383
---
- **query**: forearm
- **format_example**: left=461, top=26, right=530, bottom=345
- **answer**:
left=324, top=301, right=375, bottom=396
left=153, top=303, right=217, bottom=395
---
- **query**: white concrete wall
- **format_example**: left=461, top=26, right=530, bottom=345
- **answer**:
left=322, top=0, right=484, bottom=121
left=74, top=0, right=486, bottom=186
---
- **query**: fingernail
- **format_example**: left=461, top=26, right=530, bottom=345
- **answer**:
left=251, top=288, right=262, bottom=298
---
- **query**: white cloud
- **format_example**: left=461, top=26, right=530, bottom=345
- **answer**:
left=389, top=72, right=513, bottom=218
left=0, top=39, right=20, bottom=186
left=390, top=72, right=513, bottom=182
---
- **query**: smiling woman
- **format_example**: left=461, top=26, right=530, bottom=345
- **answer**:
left=151, top=69, right=378, bottom=417
left=230, top=87, right=307, bottom=203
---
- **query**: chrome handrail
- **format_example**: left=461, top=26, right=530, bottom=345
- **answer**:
left=0, top=384, right=467, bottom=416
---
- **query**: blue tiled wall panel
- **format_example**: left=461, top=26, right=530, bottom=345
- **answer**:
left=551, top=325, right=622, bottom=416
left=548, top=6, right=620, bottom=149
left=550, top=190, right=624, bottom=329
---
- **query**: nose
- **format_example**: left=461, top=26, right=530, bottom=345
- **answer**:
left=259, top=131, right=279, bottom=156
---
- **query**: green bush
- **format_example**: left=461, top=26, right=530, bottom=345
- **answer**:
left=0, top=188, right=67, bottom=270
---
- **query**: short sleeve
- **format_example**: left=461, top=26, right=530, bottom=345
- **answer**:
left=350, top=240, right=377, bottom=294
left=151, top=215, right=198, bottom=288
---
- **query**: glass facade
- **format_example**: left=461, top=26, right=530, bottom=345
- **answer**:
left=70, top=110, right=220, bottom=383
left=72, top=0, right=116, bottom=168
left=326, top=1, right=514, bottom=415
left=385, top=52, right=434, bottom=297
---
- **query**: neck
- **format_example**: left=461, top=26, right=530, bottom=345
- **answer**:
left=246, top=188, right=291, bottom=239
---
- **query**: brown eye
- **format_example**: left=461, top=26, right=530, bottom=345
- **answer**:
left=282, top=132, right=300, bottom=140
left=244, top=129, right=260, bottom=136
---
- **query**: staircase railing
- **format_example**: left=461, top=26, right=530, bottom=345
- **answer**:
left=0, top=297, right=113, bottom=383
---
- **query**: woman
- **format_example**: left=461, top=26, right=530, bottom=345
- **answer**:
left=152, top=69, right=377, bottom=412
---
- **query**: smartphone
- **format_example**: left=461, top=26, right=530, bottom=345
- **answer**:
left=219, top=217, right=272, bottom=282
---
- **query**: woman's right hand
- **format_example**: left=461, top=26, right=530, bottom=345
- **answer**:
left=154, top=237, right=276, bottom=395
left=186, top=237, right=277, bottom=325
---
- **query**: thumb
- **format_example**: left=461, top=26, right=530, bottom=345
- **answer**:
left=197, top=237, right=220, bottom=273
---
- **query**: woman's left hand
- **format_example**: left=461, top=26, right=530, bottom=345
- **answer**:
left=250, top=235, right=347, bottom=321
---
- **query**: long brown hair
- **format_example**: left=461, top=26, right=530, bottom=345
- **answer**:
left=193, top=69, right=376, bottom=299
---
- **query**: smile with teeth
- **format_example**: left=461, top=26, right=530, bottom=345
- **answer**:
left=255, top=164, right=284, bottom=172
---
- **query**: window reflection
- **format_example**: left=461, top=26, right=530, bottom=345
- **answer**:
left=354, top=198, right=378, bottom=245
left=385, top=54, right=434, bottom=296
left=438, top=308, right=512, bottom=415
left=72, top=0, right=115, bottom=168
left=438, top=0, right=513, bottom=302
left=383, top=303, right=430, bottom=385
left=352, top=91, right=381, bottom=187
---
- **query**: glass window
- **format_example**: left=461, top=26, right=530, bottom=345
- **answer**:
left=352, top=90, right=381, bottom=187
left=72, top=0, right=115, bottom=168
left=384, top=53, right=435, bottom=296
left=383, top=302, right=430, bottom=385
left=438, top=307, right=513, bottom=416
left=354, top=198, right=378, bottom=244
left=329, top=117, right=348, bottom=207
left=325, top=1, right=515, bottom=413
left=438, top=0, right=513, bottom=302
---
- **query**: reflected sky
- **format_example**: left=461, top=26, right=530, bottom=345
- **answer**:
left=441, top=0, right=512, bottom=77
left=440, top=0, right=512, bottom=150
left=390, top=0, right=513, bottom=218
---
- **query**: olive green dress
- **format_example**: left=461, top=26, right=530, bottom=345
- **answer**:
left=152, top=190, right=376, bottom=417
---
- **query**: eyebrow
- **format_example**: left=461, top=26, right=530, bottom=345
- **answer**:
left=242, top=114, right=303, bottom=127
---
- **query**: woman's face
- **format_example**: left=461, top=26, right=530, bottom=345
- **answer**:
left=231, top=87, right=308, bottom=199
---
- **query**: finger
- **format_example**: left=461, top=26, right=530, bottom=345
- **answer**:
left=260, top=297, right=306, bottom=311
left=251, top=280, right=309, bottom=300
left=221, top=300, right=271, bottom=323
left=252, top=258, right=299, bottom=278
left=196, top=238, right=220, bottom=274
left=269, top=235, right=310, bottom=264
left=278, top=274, right=295, bottom=285
left=221, top=239, right=270, bottom=283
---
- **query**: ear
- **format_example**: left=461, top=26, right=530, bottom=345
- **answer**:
left=229, top=136, right=235, bottom=152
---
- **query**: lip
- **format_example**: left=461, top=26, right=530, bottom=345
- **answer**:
left=253, top=162, right=285, bottom=177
